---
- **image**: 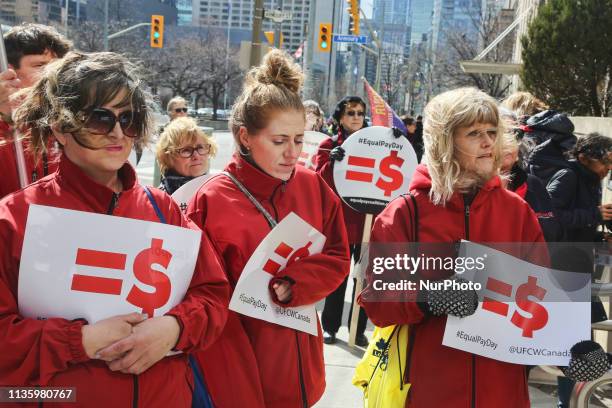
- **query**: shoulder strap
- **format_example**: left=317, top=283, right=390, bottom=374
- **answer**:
left=143, top=185, right=167, bottom=224
left=221, top=171, right=277, bottom=229
left=401, top=192, right=419, bottom=242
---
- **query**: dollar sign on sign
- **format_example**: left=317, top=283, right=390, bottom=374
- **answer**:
left=375, top=150, right=404, bottom=197
left=287, top=242, right=312, bottom=267
left=510, top=276, right=548, bottom=338
left=126, top=238, right=172, bottom=317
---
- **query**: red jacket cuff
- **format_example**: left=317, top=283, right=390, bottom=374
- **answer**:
left=68, top=319, right=90, bottom=363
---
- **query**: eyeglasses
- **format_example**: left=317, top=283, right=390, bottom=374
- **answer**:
left=464, top=128, right=498, bottom=141
left=176, top=144, right=210, bottom=158
left=83, top=108, right=140, bottom=138
left=174, top=108, right=188, bottom=113
left=346, top=110, right=365, bottom=117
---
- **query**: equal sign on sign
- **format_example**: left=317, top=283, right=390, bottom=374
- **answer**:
left=71, top=248, right=127, bottom=295
left=262, top=242, right=294, bottom=275
left=482, top=277, right=512, bottom=317
left=346, top=155, right=375, bottom=182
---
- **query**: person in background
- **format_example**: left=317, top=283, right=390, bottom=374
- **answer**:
left=303, top=99, right=327, bottom=133
left=0, top=51, right=229, bottom=406
left=0, top=23, right=72, bottom=199
left=156, top=117, right=217, bottom=195
left=502, top=91, right=549, bottom=124
left=167, top=96, right=189, bottom=122
left=546, top=132, right=612, bottom=407
left=187, top=49, right=350, bottom=408
left=314, top=96, right=370, bottom=347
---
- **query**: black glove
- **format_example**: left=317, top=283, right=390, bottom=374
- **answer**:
left=426, top=277, right=478, bottom=318
left=561, top=340, right=611, bottom=382
left=392, top=127, right=405, bottom=139
left=329, top=146, right=345, bottom=162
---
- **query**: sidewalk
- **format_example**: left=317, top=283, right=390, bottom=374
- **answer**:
left=313, top=280, right=559, bottom=408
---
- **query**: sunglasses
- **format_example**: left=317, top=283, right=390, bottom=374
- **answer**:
left=346, top=110, right=365, bottom=117
left=83, top=108, right=140, bottom=138
left=176, top=144, right=210, bottom=158
left=174, top=107, right=188, bottom=113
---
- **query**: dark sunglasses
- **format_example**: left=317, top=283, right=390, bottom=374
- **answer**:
left=346, top=110, right=365, bottom=117
left=176, top=144, right=210, bottom=158
left=174, top=107, right=188, bottom=113
left=83, top=108, right=140, bottom=138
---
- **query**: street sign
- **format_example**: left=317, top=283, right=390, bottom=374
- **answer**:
left=332, top=35, right=367, bottom=44
left=264, top=9, right=292, bottom=22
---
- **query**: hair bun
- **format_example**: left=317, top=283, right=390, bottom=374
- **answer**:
left=250, top=49, right=303, bottom=93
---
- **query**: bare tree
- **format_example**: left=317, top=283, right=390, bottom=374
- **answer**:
left=433, top=6, right=513, bottom=98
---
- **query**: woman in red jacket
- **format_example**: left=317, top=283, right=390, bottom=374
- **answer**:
left=0, top=52, right=229, bottom=407
left=358, top=87, right=610, bottom=407
left=187, top=50, right=351, bottom=407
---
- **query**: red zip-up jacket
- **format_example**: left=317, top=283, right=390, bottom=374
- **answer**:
left=187, top=154, right=350, bottom=408
left=314, top=131, right=366, bottom=245
left=0, top=120, right=59, bottom=199
left=359, top=164, right=547, bottom=408
left=0, top=155, right=230, bottom=408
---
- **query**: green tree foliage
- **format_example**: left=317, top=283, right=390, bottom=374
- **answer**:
left=521, top=0, right=612, bottom=116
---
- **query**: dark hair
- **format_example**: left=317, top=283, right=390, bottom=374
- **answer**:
left=401, top=115, right=415, bottom=127
left=14, top=51, right=152, bottom=156
left=4, top=23, right=72, bottom=68
left=332, top=96, right=366, bottom=122
left=570, top=132, right=612, bottom=161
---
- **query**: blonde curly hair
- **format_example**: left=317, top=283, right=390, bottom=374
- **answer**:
left=423, top=87, right=504, bottom=205
left=156, top=117, right=217, bottom=174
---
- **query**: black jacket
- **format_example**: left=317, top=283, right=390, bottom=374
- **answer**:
left=547, top=160, right=606, bottom=242
left=159, top=169, right=194, bottom=195
left=524, top=110, right=576, bottom=185
left=508, top=164, right=562, bottom=242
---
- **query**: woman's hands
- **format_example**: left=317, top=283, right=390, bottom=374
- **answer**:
left=96, top=315, right=181, bottom=375
left=81, top=313, right=181, bottom=375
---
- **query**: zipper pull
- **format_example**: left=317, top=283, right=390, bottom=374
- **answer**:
left=107, top=192, right=121, bottom=215
left=281, top=180, right=287, bottom=193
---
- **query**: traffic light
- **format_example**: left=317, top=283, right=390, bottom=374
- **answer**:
left=150, top=15, right=164, bottom=48
left=317, top=23, right=332, bottom=52
left=347, top=0, right=360, bottom=35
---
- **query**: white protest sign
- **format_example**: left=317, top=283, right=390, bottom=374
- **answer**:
left=229, top=212, right=325, bottom=335
left=442, top=241, right=591, bottom=365
left=332, top=126, right=417, bottom=214
left=171, top=173, right=213, bottom=213
left=298, top=131, right=328, bottom=171
left=18, top=205, right=201, bottom=323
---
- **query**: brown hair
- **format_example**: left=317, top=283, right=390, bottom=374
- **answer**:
left=156, top=117, right=217, bottom=174
left=501, top=92, right=549, bottom=118
left=4, top=23, right=72, bottom=68
left=229, top=49, right=304, bottom=149
left=14, top=51, right=152, bottom=157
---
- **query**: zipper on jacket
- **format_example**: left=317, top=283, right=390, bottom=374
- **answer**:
left=269, top=182, right=285, bottom=222
left=294, top=331, right=308, bottom=408
left=107, top=192, right=121, bottom=215
left=133, top=375, right=139, bottom=408
left=463, top=195, right=475, bottom=408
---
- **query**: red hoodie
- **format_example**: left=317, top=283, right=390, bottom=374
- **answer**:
left=0, top=120, right=59, bottom=199
left=359, top=164, right=547, bottom=408
left=0, top=155, right=229, bottom=407
left=187, top=154, right=350, bottom=408
left=314, top=132, right=366, bottom=245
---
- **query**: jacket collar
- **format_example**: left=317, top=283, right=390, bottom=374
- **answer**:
left=409, top=164, right=502, bottom=210
left=225, top=153, right=294, bottom=200
left=56, top=154, right=138, bottom=212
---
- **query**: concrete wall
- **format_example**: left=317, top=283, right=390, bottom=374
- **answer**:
left=569, top=116, right=612, bottom=137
